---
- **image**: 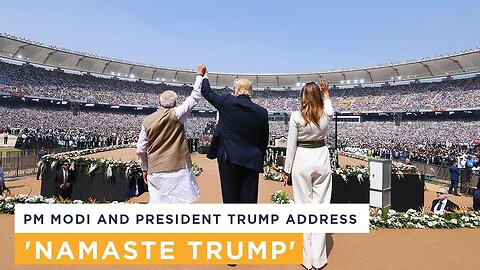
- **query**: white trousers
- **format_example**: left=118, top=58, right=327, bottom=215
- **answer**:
left=291, top=146, right=332, bottom=269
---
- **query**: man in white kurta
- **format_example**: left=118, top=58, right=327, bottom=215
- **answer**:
left=136, top=65, right=205, bottom=204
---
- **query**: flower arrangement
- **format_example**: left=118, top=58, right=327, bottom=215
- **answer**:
left=329, top=148, right=339, bottom=170
left=263, top=164, right=288, bottom=182
left=339, top=150, right=371, bottom=162
left=391, top=162, right=419, bottom=175
left=270, top=190, right=293, bottom=204
left=37, top=144, right=203, bottom=179
left=192, top=163, right=203, bottom=177
left=369, top=208, right=480, bottom=229
left=0, top=194, right=130, bottom=215
left=38, top=144, right=139, bottom=179
left=335, top=165, right=370, bottom=183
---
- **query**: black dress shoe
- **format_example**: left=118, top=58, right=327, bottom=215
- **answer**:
left=448, top=191, right=453, bottom=194
left=227, top=264, right=237, bottom=267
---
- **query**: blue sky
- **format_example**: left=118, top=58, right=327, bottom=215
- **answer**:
left=1, top=0, right=479, bottom=73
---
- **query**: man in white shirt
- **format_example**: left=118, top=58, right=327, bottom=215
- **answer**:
left=3, top=130, right=8, bottom=145
left=136, top=64, right=205, bottom=204
left=431, top=187, right=459, bottom=214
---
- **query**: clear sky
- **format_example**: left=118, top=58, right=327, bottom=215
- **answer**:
left=1, top=0, right=479, bottom=74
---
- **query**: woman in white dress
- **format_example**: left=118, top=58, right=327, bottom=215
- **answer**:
left=284, top=80, right=334, bottom=270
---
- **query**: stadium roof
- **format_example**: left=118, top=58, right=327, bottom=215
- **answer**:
left=1, top=33, right=479, bottom=88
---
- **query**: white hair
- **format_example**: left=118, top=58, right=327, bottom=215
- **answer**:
left=160, top=90, right=178, bottom=108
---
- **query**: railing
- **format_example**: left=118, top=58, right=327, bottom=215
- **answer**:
left=411, top=161, right=479, bottom=194
left=1, top=147, right=81, bottom=178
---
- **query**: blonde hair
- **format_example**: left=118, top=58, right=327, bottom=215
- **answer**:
left=300, top=82, right=324, bottom=126
left=234, top=78, right=252, bottom=96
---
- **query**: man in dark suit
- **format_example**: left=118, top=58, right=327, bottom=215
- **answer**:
left=473, top=181, right=480, bottom=211
left=52, top=161, right=76, bottom=200
left=448, top=161, right=461, bottom=196
left=431, top=187, right=459, bottom=214
left=201, top=65, right=269, bottom=203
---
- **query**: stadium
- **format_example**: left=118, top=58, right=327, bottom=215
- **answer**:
left=1, top=15, right=480, bottom=270
left=1, top=33, right=479, bottom=165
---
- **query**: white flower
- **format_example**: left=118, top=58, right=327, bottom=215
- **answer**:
left=414, top=223, right=425, bottom=229
left=406, top=209, right=417, bottom=215
left=450, top=219, right=458, bottom=224
left=388, top=209, right=396, bottom=216
left=427, top=221, right=433, bottom=227
left=45, top=198, right=55, bottom=204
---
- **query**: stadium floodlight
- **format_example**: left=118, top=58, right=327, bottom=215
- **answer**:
left=346, top=80, right=350, bottom=84
left=173, top=79, right=176, bottom=82
left=18, top=55, right=22, bottom=59
left=296, top=82, right=300, bottom=87
left=162, top=78, right=165, bottom=82
left=111, top=72, right=115, bottom=75
left=360, top=79, right=364, bottom=83
left=117, top=73, right=121, bottom=76
left=354, top=80, right=358, bottom=84
left=340, top=80, right=344, bottom=84
left=398, top=76, right=402, bottom=79
left=156, top=78, right=159, bottom=81
left=130, top=74, right=134, bottom=78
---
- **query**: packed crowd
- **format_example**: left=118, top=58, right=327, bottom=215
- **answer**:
left=0, top=105, right=142, bottom=148
left=0, top=105, right=221, bottom=149
left=1, top=60, right=479, bottom=164
left=1, top=61, right=480, bottom=112
left=332, top=121, right=480, bottom=164
left=2, top=103, right=478, bottom=165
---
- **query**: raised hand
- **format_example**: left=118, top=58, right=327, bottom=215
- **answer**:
left=319, top=79, right=329, bottom=98
left=197, top=64, right=207, bottom=76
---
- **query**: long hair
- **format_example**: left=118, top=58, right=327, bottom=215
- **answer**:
left=300, top=82, right=324, bottom=126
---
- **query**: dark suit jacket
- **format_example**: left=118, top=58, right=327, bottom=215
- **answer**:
left=431, top=199, right=459, bottom=212
left=206, top=125, right=220, bottom=160
left=473, top=190, right=480, bottom=211
left=201, top=78, right=269, bottom=172
left=449, top=165, right=460, bottom=181
left=52, top=169, right=76, bottom=197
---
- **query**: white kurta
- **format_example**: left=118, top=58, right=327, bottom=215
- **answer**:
left=136, top=75, right=203, bottom=204
left=284, top=99, right=334, bottom=270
